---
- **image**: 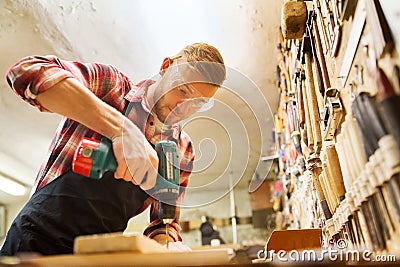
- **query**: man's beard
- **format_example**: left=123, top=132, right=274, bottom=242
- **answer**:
left=154, top=102, right=167, bottom=124
left=154, top=101, right=178, bottom=125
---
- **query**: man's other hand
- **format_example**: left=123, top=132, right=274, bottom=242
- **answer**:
left=164, top=241, right=192, bottom=252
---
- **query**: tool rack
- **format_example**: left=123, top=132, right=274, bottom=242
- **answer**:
left=274, top=0, right=400, bottom=256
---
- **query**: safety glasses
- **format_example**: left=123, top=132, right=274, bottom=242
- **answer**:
left=172, top=83, right=215, bottom=112
left=167, top=59, right=214, bottom=113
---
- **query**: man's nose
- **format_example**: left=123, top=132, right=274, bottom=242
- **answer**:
left=175, top=100, right=192, bottom=114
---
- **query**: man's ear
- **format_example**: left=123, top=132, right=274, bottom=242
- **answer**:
left=159, top=57, right=172, bottom=75
left=159, top=55, right=182, bottom=75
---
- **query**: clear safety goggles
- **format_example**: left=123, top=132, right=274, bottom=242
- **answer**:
left=154, top=59, right=215, bottom=113
left=172, top=83, right=215, bottom=112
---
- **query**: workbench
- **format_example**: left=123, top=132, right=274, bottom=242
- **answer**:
left=1, top=251, right=399, bottom=267
left=10, top=249, right=232, bottom=267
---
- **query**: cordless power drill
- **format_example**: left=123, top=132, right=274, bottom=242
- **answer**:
left=72, top=137, right=180, bottom=246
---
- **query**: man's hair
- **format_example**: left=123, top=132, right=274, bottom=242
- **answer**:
left=181, top=43, right=226, bottom=86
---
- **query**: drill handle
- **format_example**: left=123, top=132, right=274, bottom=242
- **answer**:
left=72, top=137, right=117, bottom=179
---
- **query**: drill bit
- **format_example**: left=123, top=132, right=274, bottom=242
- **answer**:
left=166, top=223, right=170, bottom=249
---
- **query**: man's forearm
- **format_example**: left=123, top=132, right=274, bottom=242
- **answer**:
left=36, top=76, right=159, bottom=188
left=36, top=77, right=124, bottom=139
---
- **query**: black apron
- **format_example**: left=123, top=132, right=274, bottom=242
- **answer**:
left=0, top=170, right=149, bottom=256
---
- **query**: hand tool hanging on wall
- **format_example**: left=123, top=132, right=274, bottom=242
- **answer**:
left=319, top=169, right=336, bottom=214
left=305, top=10, right=344, bottom=142
left=351, top=93, right=400, bottom=251
left=306, top=10, right=326, bottom=115
left=316, top=0, right=342, bottom=57
left=309, top=10, right=330, bottom=96
left=297, top=70, right=315, bottom=160
left=362, top=94, right=400, bottom=249
left=362, top=0, right=399, bottom=148
left=365, top=0, right=394, bottom=59
left=320, top=89, right=343, bottom=141
left=377, top=136, right=400, bottom=229
left=294, top=69, right=306, bottom=129
left=339, top=0, right=366, bottom=87
left=334, top=115, right=371, bottom=250
left=281, top=3, right=339, bottom=153
left=299, top=65, right=314, bottom=152
left=323, top=145, right=346, bottom=204
left=352, top=94, right=387, bottom=251
left=327, top=92, right=400, bottom=252
left=300, top=30, right=323, bottom=155
left=313, top=0, right=329, bottom=54
left=307, top=159, right=346, bottom=247
left=283, top=64, right=307, bottom=172
left=287, top=95, right=306, bottom=172
left=364, top=45, right=400, bottom=238
left=307, top=160, right=332, bottom=220
left=375, top=66, right=400, bottom=149
left=340, top=115, right=367, bottom=186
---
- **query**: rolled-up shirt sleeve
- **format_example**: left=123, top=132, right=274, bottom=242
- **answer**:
left=6, top=55, right=129, bottom=112
left=6, top=55, right=76, bottom=111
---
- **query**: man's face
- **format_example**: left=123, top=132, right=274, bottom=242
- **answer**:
left=151, top=60, right=219, bottom=125
left=154, top=82, right=218, bottom=125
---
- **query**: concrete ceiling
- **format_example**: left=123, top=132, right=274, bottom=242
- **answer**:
left=0, top=0, right=282, bottom=205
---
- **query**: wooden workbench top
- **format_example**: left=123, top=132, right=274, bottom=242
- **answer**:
left=23, top=249, right=232, bottom=267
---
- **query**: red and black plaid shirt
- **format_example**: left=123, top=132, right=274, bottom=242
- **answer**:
left=6, top=55, right=194, bottom=241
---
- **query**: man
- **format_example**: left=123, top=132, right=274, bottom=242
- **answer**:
left=1, top=43, right=226, bottom=255
left=199, top=216, right=225, bottom=246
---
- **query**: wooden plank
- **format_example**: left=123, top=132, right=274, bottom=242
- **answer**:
left=73, top=232, right=166, bottom=254
left=21, top=233, right=232, bottom=266
left=26, top=250, right=231, bottom=267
